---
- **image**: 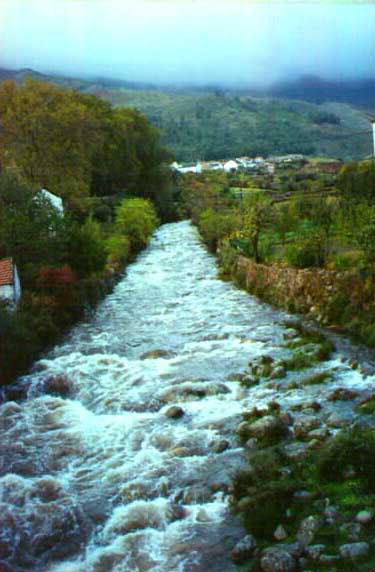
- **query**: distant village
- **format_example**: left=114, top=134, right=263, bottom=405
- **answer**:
left=171, top=154, right=343, bottom=176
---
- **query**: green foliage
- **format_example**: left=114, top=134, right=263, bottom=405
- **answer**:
left=0, top=79, right=97, bottom=212
left=67, top=217, right=107, bottom=277
left=115, top=197, right=160, bottom=252
left=0, top=79, right=174, bottom=220
left=0, top=303, right=42, bottom=384
left=356, top=399, right=375, bottom=415
left=285, top=230, right=326, bottom=268
left=106, top=234, right=131, bottom=268
left=0, top=172, right=69, bottom=286
left=238, top=194, right=274, bottom=263
left=308, top=110, right=340, bottom=125
left=316, top=427, right=375, bottom=492
left=354, top=204, right=375, bottom=268
left=282, top=351, right=317, bottom=371
left=107, top=87, right=370, bottom=161
left=338, top=161, right=375, bottom=205
left=198, top=207, right=240, bottom=251
left=232, top=447, right=297, bottom=538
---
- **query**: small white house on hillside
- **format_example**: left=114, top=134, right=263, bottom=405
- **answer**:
left=171, top=162, right=202, bottom=174
left=0, top=258, right=21, bottom=305
left=38, top=189, right=64, bottom=213
left=223, top=160, right=239, bottom=173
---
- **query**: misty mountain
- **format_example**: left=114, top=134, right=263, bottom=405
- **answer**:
left=0, top=67, right=373, bottom=162
left=267, top=76, right=375, bottom=109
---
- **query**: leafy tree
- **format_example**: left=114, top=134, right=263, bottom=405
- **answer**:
left=353, top=204, right=375, bottom=286
left=198, top=207, right=240, bottom=252
left=0, top=79, right=101, bottom=213
left=115, top=197, right=160, bottom=252
left=241, top=195, right=274, bottom=263
left=66, top=217, right=107, bottom=277
left=0, top=172, right=68, bottom=286
left=338, top=161, right=375, bottom=205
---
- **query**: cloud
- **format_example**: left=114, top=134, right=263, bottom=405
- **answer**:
left=0, top=0, right=374, bottom=86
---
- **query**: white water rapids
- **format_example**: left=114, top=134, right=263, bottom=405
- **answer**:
left=0, top=221, right=374, bottom=572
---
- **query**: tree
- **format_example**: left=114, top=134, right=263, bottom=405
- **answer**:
left=0, top=172, right=68, bottom=286
left=66, top=217, right=107, bottom=278
left=0, top=79, right=102, bottom=213
left=338, top=161, right=375, bottom=205
left=241, top=195, right=274, bottom=263
left=115, top=198, right=160, bottom=252
left=354, top=204, right=375, bottom=277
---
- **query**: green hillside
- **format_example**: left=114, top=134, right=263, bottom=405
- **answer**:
left=1, top=67, right=373, bottom=162
left=81, top=86, right=373, bottom=162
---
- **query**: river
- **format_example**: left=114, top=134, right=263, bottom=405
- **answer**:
left=0, top=220, right=374, bottom=572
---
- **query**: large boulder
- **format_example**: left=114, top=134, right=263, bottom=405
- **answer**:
left=141, top=349, right=174, bottom=359
left=165, top=406, right=185, bottom=419
left=294, top=415, right=320, bottom=440
left=247, top=415, right=289, bottom=441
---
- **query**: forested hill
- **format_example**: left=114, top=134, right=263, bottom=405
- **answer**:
left=1, top=67, right=374, bottom=162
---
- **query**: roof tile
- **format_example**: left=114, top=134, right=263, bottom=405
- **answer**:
left=0, top=258, right=14, bottom=286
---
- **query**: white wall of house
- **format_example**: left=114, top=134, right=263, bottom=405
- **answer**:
left=14, top=265, right=21, bottom=303
left=39, top=189, right=64, bottom=213
left=224, top=160, right=239, bottom=172
left=0, top=284, right=14, bottom=302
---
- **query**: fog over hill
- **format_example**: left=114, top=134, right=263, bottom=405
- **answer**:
left=0, top=1, right=374, bottom=88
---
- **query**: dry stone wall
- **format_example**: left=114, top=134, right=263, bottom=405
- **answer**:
left=233, top=255, right=363, bottom=326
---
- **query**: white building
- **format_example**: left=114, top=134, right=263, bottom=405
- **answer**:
left=171, top=162, right=202, bottom=174
left=38, top=189, right=64, bottom=213
left=0, top=258, right=21, bottom=305
left=223, top=160, right=239, bottom=173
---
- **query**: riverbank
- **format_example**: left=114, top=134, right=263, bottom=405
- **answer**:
left=229, top=326, right=375, bottom=571
left=0, top=196, right=161, bottom=390
left=217, top=241, right=375, bottom=348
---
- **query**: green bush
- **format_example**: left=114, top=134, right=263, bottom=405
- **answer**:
left=316, top=427, right=375, bottom=492
left=198, top=208, right=240, bottom=252
left=67, top=217, right=107, bottom=277
left=285, top=236, right=325, bottom=268
left=232, top=447, right=297, bottom=538
left=115, top=197, right=160, bottom=252
left=106, top=234, right=130, bottom=267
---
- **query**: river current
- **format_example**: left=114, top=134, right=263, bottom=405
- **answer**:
left=0, top=221, right=374, bottom=572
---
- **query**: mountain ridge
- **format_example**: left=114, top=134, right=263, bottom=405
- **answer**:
left=1, top=67, right=374, bottom=161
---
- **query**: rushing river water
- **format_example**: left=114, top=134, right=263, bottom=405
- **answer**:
left=0, top=221, right=374, bottom=572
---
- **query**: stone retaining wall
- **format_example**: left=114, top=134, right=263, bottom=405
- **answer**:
left=233, top=255, right=364, bottom=325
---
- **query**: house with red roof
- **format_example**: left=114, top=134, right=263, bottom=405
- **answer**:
left=0, top=258, right=21, bottom=305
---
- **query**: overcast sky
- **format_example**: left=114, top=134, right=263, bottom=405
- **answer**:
left=0, top=0, right=374, bottom=87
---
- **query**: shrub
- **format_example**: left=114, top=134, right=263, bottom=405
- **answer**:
left=198, top=208, right=240, bottom=252
left=232, top=447, right=297, bottom=538
left=67, top=217, right=107, bottom=277
left=106, top=234, right=130, bottom=267
left=285, top=235, right=325, bottom=268
left=316, top=427, right=375, bottom=492
left=115, top=197, right=159, bottom=252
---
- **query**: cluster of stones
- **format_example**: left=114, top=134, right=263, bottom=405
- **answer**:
left=229, top=326, right=375, bottom=570
left=232, top=509, right=374, bottom=571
